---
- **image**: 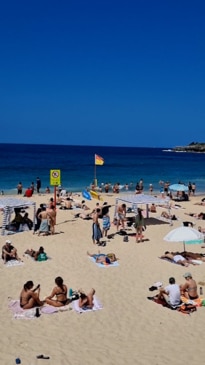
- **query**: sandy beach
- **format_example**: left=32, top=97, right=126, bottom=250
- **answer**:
left=1, top=191, right=205, bottom=365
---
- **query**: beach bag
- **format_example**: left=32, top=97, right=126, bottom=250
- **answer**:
left=177, top=303, right=197, bottom=314
left=37, top=252, right=48, bottom=261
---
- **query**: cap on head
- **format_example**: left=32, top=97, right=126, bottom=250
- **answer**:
left=6, top=240, right=11, bottom=244
left=183, top=272, right=192, bottom=278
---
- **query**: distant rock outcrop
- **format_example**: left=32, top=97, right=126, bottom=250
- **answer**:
left=173, top=142, right=205, bottom=153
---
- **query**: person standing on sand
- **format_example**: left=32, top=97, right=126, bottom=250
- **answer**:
left=116, top=203, right=126, bottom=231
left=38, top=206, right=50, bottom=236
left=36, top=177, right=41, bottom=194
left=48, top=204, right=56, bottom=235
left=17, top=182, right=23, bottom=195
left=92, top=208, right=102, bottom=244
left=134, top=208, right=146, bottom=243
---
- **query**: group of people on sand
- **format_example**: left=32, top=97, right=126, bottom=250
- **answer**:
left=19, top=276, right=95, bottom=310
left=2, top=239, right=48, bottom=264
left=151, top=272, right=199, bottom=307
left=34, top=201, right=56, bottom=236
left=1, top=238, right=96, bottom=310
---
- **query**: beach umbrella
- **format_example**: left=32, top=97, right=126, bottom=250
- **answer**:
left=169, top=184, right=188, bottom=192
left=163, top=226, right=204, bottom=251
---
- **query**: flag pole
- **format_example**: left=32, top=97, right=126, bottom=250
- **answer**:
left=94, top=155, right=97, bottom=187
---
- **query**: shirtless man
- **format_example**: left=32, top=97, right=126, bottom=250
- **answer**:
left=20, top=281, right=44, bottom=309
left=47, top=205, right=56, bottom=235
left=180, top=272, right=198, bottom=300
left=116, top=203, right=126, bottom=231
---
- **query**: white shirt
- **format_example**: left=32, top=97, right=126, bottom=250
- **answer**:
left=165, top=284, right=181, bottom=306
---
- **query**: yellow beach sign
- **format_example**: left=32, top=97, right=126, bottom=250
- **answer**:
left=50, top=169, right=61, bottom=186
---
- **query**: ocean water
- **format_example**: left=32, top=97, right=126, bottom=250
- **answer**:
left=0, top=143, right=205, bottom=196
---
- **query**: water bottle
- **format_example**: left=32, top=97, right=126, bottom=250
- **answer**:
left=200, top=287, right=203, bottom=296
left=35, top=308, right=40, bottom=317
left=69, top=288, right=73, bottom=297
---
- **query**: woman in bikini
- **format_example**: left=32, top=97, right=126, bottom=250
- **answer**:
left=45, top=276, right=70, bottom=307
left=20, top=281, right=44, bottom=309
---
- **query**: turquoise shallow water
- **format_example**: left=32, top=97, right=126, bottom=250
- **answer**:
left=0, top=143, right=205, bottom=196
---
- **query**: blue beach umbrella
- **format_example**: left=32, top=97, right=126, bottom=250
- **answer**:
left=169, top=184, right=188, bottom=192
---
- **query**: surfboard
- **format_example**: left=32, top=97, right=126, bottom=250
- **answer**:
left=90, top=190, right=103, bottom=201
left=82, top=190, right=92, bottom=200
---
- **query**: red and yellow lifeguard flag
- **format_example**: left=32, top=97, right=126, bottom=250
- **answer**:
left=95, top=154, right=104, bottom=166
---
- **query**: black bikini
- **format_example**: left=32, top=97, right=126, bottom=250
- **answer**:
left=56, top=291, right=68, bottom=305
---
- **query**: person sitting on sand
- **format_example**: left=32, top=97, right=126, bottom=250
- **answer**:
left=149, top=204, right=157, bottom=213
left=161, top=211, right=177, bottom=220
left=10, top=208, right=24, bottom=230
left=73, top=200, right=90, bottom=210
left=160, top=251, right=195, bottom=266
left=61, top=197, right=73, bottom=210
left=20, top=281, right=44, bottom=309
left=156, top=277, right=181, bottom=307
left=22, top=212, right=33, bottom=230
left=87, top=251, right=117, bottom=264
left=180, top=272, right=199, bottom=300
left=24, top=246, right=47, bottom=261
left=45, top=276, right=70, bottom=307
left=2, top=240, right=21, bottom=264
left=78, top=288, right=95, bottom=309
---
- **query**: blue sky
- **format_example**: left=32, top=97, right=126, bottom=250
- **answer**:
left=0, top=0, right=204, bottom=148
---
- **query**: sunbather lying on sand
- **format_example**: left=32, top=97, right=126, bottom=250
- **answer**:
left=185, top=212, right=205, bottom=220
left=173, top=251, right=205, bottom=262
left=160, top=251, right=199, bottom=266
left=87, top=251, right=117, bottom=264
left=24, top=246, right=47, bottom=261
left=74, top=212, right=93, bottom=220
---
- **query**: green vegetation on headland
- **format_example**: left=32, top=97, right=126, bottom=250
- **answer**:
left=173, top=142, right=205, bottom=153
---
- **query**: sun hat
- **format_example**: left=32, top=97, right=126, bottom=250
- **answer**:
left=183, top=272, right=192, bottom=278
left=6, top=240, right=12, bottom=244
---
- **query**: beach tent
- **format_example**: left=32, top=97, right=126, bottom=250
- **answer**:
left=114, top=194, right=170, bottom=219
left=0, top=197, right=36, bottom=235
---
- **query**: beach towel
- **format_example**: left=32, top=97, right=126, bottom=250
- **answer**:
left=8, top=300, right=37, bottom=319
left=4, top=259, right=24, bottom=267
left=147, top=296, right=197, bottom=314
left=71, top=296, right=103, bottom=313
left=89, top=257, right=119, bottom=267
left=8, top=300, right=71, bottom=319
left=159, top=257, right=178, bottom=265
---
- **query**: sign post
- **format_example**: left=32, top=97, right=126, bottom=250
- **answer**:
left=50, top=170, right=61, bottom=208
